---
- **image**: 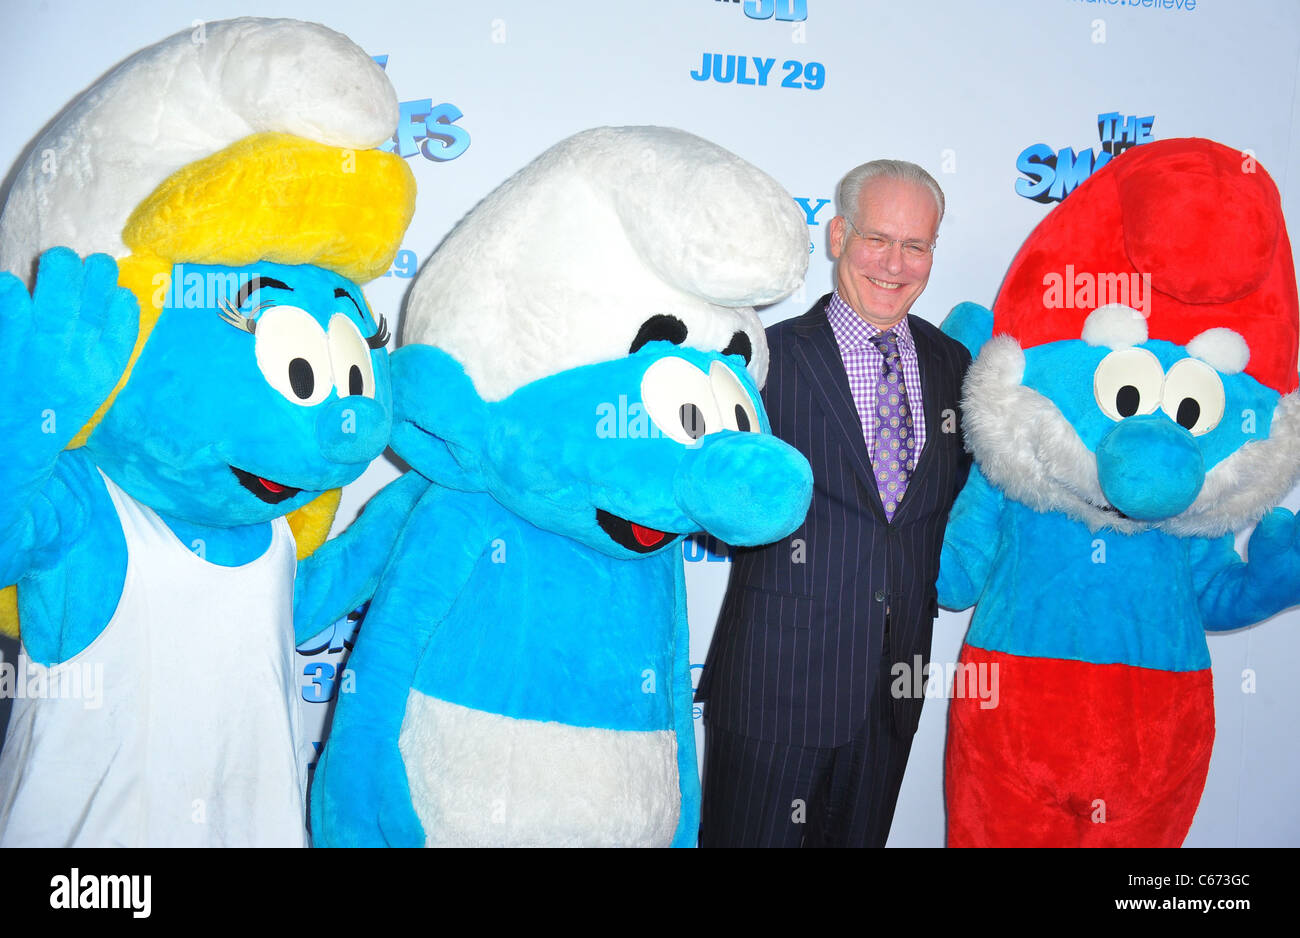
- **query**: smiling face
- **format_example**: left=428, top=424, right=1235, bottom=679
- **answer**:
left=829, top=176, right=939, bottom=329
left=87, top=261, right=393, bottom=526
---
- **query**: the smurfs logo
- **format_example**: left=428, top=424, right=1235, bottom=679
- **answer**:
left=1016, top=112, right=1154, bottom=203
left=372, top=55, right=470, bottom=162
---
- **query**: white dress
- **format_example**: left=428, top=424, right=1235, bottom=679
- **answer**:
left=0, top=471, right=308, bottom=847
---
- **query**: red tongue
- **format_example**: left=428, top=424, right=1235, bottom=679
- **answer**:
left=258, top=477, right=285, bottom=494
left=631, top=522, right=667, bottom=548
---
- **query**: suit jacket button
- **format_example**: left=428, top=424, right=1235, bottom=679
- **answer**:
left=874, top=590, right=885, bottom=603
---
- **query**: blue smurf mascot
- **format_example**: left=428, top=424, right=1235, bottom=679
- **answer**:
left=0, top=18, right=415, bottom=846
left=311, top=126, right=814, bottom=846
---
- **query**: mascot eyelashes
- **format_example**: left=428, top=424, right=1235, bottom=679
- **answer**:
left=310, top=126, right=814, bottom=847
left=0, top=19, right=415, bottom=846
left=938, top=138, right=1300, bottom=847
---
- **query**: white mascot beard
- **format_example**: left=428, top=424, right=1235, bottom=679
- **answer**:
left=963, top=335, right=1300, bottom=537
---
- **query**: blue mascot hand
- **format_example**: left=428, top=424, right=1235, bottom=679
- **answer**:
left=311, top=738, right=382, bottom=847
left=1198, top=507, right=1300, bottom=633
left=312, top=733, right=424, bottom=847
left=941, top=301, right=995, bottom=358
left=0, top=248, right=138, bottom=448
left=1244, top=507, right=1300, bottom=606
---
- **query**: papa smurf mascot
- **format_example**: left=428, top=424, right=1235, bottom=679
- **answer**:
left=938, top=137, right=1300, bottom=847
left=0, top=19, right=416, bottom=846
left=310, top=126, right=814, bottom=847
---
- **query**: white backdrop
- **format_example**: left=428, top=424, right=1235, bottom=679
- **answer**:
left=2, top=0, right=1297, bottom=847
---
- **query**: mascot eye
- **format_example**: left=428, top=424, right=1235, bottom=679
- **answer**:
left=709, top=360, right=760, bottom=433
left=640, top=356, right=723, bottom=446
left=253, top=305, right=332, bottom=406
left=1160, top=358, right=1224, bottom=436
left=680, top=403, right=707, bottom=439
left=328, top=314, right=376, bottom=399
left=1094, top=347, right=1164, bottom=422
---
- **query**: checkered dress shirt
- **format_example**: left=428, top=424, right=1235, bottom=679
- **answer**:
left=826, top=290, right=926, bottom=469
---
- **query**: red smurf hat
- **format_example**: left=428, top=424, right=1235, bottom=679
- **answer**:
left=991, top=137, right=1299, bottom=394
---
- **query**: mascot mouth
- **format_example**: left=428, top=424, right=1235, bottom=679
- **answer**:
left=595, top=508, right=672, bottom=553
left=230, top=466, right=303, bottom=505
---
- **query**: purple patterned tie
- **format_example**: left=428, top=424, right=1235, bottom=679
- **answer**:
left=869, top=330, right=914, bottom=521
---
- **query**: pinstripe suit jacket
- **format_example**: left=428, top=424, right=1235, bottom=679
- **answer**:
left=698, top=294, right=971, bottom=748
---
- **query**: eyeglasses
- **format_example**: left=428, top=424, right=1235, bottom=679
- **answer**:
left=845, top=217, right=936, bottom=261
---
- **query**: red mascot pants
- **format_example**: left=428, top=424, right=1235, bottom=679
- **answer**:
left=945, top=645, right=1214, bottom=847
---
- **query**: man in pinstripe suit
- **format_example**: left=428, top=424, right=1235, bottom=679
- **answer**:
left=697, top=161, right=972, bottom=847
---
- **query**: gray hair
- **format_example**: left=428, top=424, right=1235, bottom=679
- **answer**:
left=835, top=159, right=945, bottom=232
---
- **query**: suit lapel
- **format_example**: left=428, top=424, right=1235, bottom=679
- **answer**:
left=790, top=301, right=886, bottom=519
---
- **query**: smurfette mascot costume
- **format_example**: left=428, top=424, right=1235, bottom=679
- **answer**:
left=0, top=18, right=415, bottom=846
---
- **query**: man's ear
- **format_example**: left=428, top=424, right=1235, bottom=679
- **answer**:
left=828, top=215, right=846, bottom=261
left=942, top=302, right=995, bottom=358
left=390, top=344, right=487, bottom=490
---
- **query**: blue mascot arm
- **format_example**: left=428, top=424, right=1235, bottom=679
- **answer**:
left=937, top=466, right=1004, bottom=610
left=1192, top=509, right=1300, bottom=631
left=0, top=249, right=137, bottom=585
left=310, top=487, right=487, bottom=847
left=294, top=470, right=431, bottom=645
left=669, top=550, right=701, bottom=847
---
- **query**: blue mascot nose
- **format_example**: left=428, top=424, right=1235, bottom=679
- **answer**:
left=674, top=431, right=813, bottom=546
left=316, top=396, right=391, bottom=465
left=1096, top=415, right=1204, bottom=521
